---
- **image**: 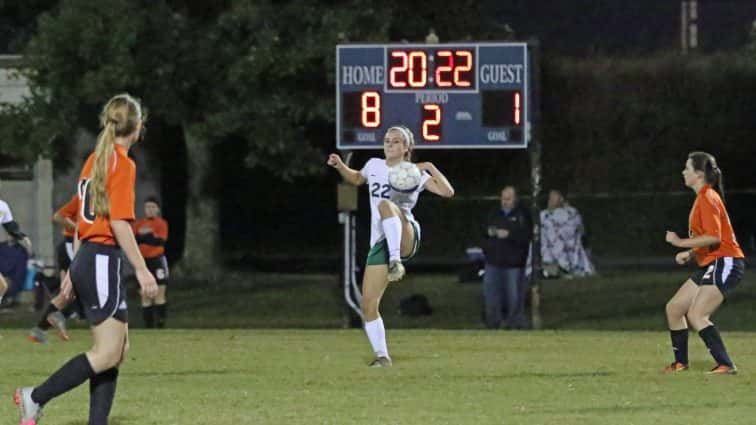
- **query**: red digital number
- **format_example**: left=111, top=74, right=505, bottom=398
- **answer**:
left=422, top=104, right=442, bottom=141
left=361, top=91, right=381, bottom=128
left=453, top=50, right=472, bottom=87
left=434, top=50, right=472, bottom=88
left=435, top=50, right=453, bottom=88
left=514, top=91, right=521, bottom=125
left=408, top=51, right=427, bottom=88
left=390, top=50, right=428, bottom=88
left=389, top=51, right=408, bottom=88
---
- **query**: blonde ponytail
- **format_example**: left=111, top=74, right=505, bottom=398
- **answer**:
left=91, top=122, right=116, bottom=216
left=89, top=94, right=143, bottom=217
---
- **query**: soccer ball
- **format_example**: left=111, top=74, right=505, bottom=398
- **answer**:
left=388, top=161, right=422, bottom=193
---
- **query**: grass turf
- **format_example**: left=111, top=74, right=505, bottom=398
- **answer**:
left=1, top=329, right=755, bottom=424
left=1, top=270, right=754, bottom=424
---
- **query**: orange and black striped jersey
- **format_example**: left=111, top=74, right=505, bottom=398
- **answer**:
left=76, top=144, right=136, bottom=245
left=55, top=194, right=80, bottom=238
left=689, top=184, right=744, bottom=266
left=132, top=217, right=168, bottom=259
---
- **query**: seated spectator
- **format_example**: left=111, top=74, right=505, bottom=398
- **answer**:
left=539, top=189, right=595, bottom=278
left=0, top=193, right=33, bottom=308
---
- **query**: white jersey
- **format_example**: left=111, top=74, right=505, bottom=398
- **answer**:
left=360, top=158, right=431, bottom=247
left=0, top=199, right=13, bottom=224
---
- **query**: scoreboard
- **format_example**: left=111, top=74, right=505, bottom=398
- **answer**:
left=336, top=43, right=530, bottom=149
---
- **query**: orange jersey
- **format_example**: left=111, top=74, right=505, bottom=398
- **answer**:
left=689, top=184, right=744, bottom=266
left=55, top=194, right=80, bottom=238
left=76, top=144, right=136, bottom=245
left=132, top=217, right=168, bottom=258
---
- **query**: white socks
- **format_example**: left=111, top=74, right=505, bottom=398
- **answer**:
left=364, top=317, right=389, bottom=358
left=381, top=217, right=402, bottom=262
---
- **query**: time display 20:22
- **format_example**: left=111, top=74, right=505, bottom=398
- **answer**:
left=387, top=49, right=475, bottom=90
left=337, top=43, right=529, bottom=149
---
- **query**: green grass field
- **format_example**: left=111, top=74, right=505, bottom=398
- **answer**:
left=1, top=270, right=754, bottom=424
left=1, top=330, right=755, bottom=424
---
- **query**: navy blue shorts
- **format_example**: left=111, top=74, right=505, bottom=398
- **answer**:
left=145, top=255, right=170, bottom=284
left=690, top=257, right=745, bottom=295
left=70, top=242, right=128, bottom=325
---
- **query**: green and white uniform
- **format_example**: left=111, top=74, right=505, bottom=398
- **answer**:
left=360, top=158, right=430, bottom=265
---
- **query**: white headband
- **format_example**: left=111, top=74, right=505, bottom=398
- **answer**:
left=388, top=126, right=413, bottom=148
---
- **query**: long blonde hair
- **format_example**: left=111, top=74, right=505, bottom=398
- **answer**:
left=90, top=94, right=143, bottom=217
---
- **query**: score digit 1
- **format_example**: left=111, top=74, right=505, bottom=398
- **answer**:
left=361, top=91, right=381, bottom=128
left=514, top=91, right=521, bottom=125
left=422, top=104, right=442, bottom=142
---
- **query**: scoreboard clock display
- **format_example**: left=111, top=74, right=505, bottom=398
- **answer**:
left=337, top=43, right=530, bottom=149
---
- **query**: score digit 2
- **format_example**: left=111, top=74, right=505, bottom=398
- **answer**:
left=421, top=104, right=442, bottom=142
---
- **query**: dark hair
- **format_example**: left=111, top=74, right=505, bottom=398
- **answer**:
left=688, top=151, right=724, bottom=200
left=144, top=196, right=160, bottom=207
left=549, top=188, right=566, bottom=198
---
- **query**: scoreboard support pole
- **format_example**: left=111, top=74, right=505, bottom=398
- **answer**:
left=337, top=151, right=364, bottom=325
left=527, top=39, right=543, bottom=330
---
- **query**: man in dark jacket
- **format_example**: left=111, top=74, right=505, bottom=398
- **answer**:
left=481, top=186, right=532, bottom=329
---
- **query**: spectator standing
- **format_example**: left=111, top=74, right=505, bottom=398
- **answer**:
left=481, top=186, right=532, bottom=329
left=133, top=197, right=170, bottom=328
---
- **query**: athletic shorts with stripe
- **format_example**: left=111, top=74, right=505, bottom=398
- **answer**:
left=69, top=241, right=128, bottom=325
left=690, top=256, right=745, bottom=295
left=145, top=255, right=170, bottom=284
left=366, top=221, right=421, bottom=266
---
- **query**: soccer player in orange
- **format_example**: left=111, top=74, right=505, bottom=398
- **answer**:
left=663, top=151, right=745, bottom=375
left=133, top=197, right=170, bottom=328
left=29, top=194, right=80, bottom=343
left=327, top=126, right=454, bottom=367
left=15, top=93, right=158, bottom=425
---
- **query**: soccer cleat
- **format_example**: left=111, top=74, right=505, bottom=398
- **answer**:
left=661, top=362, right=689, bottom=373
left=387, top=260, right=405, bottom=283
left=707, top=364, right=737, bottom=375
left=15, top=387, right=42, bottom=424
left=28, top=327, right=48, bottom=344
left=368, top=357, right=393, bottom=368
left=46, top=311, right=69, bottom=341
